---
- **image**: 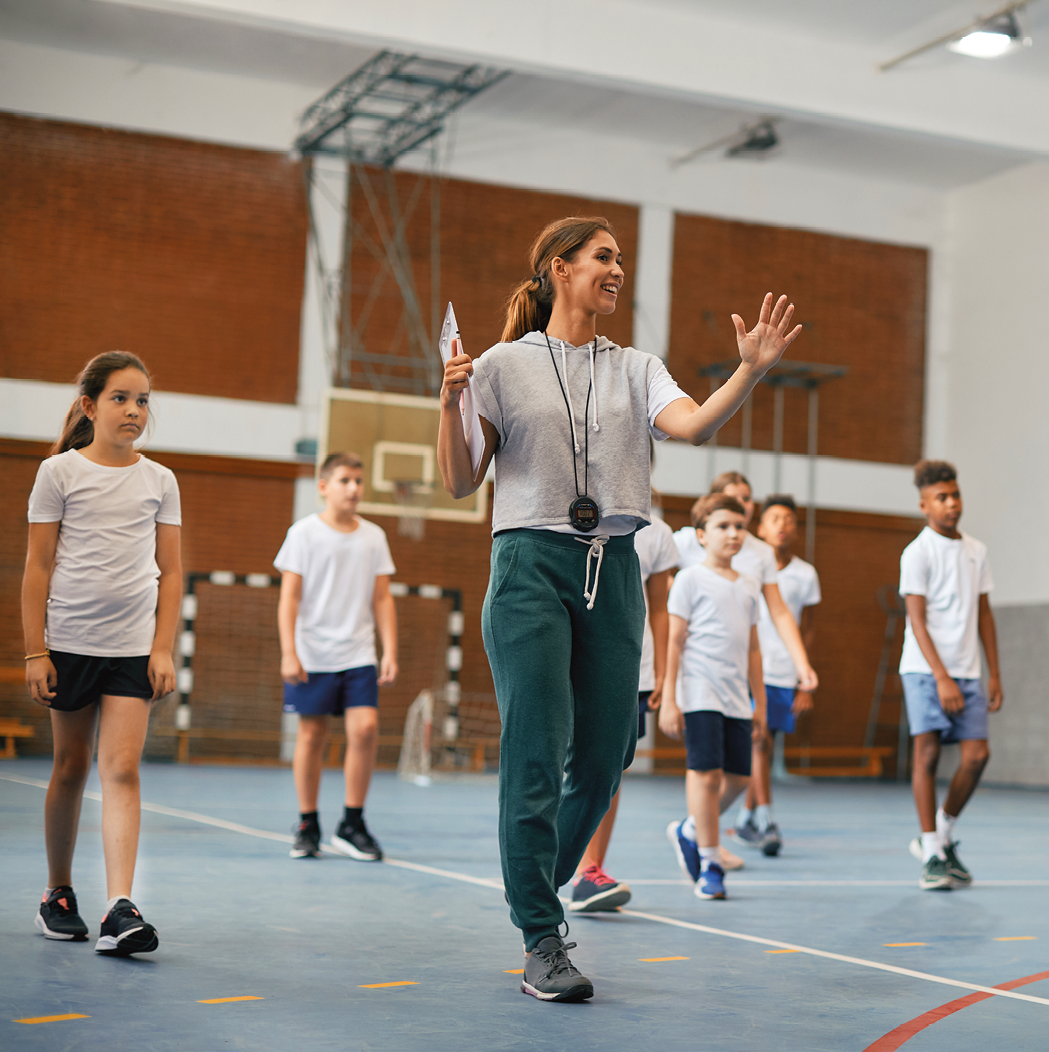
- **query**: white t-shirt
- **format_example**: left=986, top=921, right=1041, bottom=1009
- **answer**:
left=634, top=518, right=679, bottom=692
left=667, top=564, right=761, bottom=718
left=758, top=556, right=821, bottom=688
left=27, top=450, right=182, bottom=657
left=673, top=526, right=778, bottom=586
left=898, top=526, right=992, bottom=680
left=274, top=514, right=396, bottom=673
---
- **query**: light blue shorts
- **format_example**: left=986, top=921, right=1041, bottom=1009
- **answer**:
left=900, top=673, right=988, bottom=743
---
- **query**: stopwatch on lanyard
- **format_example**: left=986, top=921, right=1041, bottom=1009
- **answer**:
left=545, top=333, right=600, bottom=532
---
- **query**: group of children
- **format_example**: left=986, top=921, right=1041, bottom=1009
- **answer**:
left=22, top=348, right=1001, bottom=964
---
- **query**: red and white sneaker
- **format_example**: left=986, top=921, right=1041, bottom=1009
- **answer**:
left=568, top=864, right=632, bottom=912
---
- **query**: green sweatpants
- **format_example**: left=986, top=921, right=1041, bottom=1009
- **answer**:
left=481, top=528, right=645, bottom=951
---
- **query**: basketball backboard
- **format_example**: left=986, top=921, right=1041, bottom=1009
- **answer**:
left=318, top=387, right=489, bottom=524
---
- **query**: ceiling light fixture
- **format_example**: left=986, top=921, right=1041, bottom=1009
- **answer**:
left=879, top=1, right=1034, bottom=71
left=670, top=118, right=780, bottom=169
left=947, top=11, right=1030, bottom=56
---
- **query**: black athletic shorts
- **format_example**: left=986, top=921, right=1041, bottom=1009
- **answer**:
left=48, top=651, right=153, bottom=712
left=683, top=710, right=752, bottom=775
left=638, top=690, right=652, bottom=739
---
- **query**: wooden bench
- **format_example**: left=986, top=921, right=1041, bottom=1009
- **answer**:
left=0, top=718, right=35, bottom=758
left=784, top=746, right=893, bottom=778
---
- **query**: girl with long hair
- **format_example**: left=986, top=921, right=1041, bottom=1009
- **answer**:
left=437, top=216, right=801, bottom=1002
left=23, top=351, right=182, bottom=956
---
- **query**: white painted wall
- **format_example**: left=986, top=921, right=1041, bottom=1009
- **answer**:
left=938, top=162, right=1049, bottom=606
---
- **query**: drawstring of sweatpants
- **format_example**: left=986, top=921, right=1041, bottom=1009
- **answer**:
left=574, top=536, right=607, bottom=610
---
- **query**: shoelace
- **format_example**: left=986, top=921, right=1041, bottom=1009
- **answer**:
left=47, top=889, right=75, bottom=915
left=583, top=865, right=616, bottom=887
left=574, top=536, right=606, bottom=610
left=534, top=939, right=581, bottom=977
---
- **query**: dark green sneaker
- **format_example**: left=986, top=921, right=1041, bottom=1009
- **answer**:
left=943, top=841, right=972, bottom=886
left=919, top=855, right=953, bottom=891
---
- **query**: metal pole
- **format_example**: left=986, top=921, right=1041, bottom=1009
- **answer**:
left=806, top=385, right=818, bottom=565
left=772, top=385, right=784, bottom=492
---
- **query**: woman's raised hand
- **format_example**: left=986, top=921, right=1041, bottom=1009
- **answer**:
left=440, top=338, right=473, bottom=410
left=731, top=293, right=802, bottom=377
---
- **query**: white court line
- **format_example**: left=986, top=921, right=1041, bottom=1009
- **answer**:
left=3, top=772, right=1047, bottom=1006
left=628, top=878, right=1049, bottom=888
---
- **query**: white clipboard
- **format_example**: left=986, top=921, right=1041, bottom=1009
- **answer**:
left=439, top=302, right=485, bottom=477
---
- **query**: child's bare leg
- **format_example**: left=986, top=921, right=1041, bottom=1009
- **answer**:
left=96, top=696, right=151, bottom=900
left=911, top=731, right=941, bottom=831
left=719, top=772, right=750, bottom=815
left=687, top=769, right=723, bottom=847
left=942, top=739, right=990, bottom=819
left=576, top=788, right=620, bottom=874
left=45, top=706, right=98, bottom=888
left=748, top=730, right=773, bottom=808
left=343, top=706, right=378, bottom=808
left=293, top=715, right=328, bottom=813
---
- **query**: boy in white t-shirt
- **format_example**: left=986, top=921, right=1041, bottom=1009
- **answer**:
left=275, top=453, right=398, bottom=862
left=733, top=495, right=821, bottom=856
left=660, top=493, right=766, bottom=901
left=899, top=460, right=1001, bottom=891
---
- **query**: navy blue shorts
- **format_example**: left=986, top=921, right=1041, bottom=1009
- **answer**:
left=49, top=651, right=153, bottom=712
left=283, top=665, right=378, bottom=716
left=765, top=685, right=796, bottom=734
left=683, top=711, right=752, bottom=775
left=638, top=690, right=652, bottom=738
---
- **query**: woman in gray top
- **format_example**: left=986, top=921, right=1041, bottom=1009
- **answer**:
left=437, top=216, right=800, bottom=1003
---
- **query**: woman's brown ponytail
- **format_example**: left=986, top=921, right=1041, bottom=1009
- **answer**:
left=52, top=351, right=151, bottom=455
left=500, top=216, right=617, bottom=344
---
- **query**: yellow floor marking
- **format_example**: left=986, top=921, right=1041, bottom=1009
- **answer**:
left=197, top=996, right=264, bottom=1004
left=15, top=1013, right=90, bottom=1025
left=359, top=981, right=418, bottom=989
left=996, top=936, right=1038, bottom=941
left=639, top=956, right=690, bottom=962
left=765, top=949, right=800, bottom=954
left=504, top=969, right=524, bottom=974
left=884, top=943, right=927, bottom=947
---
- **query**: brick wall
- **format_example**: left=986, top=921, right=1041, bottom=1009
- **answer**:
left=669, top=213, right=928, bottom=465
left=0, top=112, right=307, bottom=403
left=340, top=164, right=638, bottom=392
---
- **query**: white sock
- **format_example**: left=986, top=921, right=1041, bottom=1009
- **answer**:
left=737, top=804, right=753, bottom=827
left=682, top=815, right=697, bottom=842
left=754, top=804, right=773, bottom=831
left=936, top=807, right=956, bottom=846
left=921, top=831, right=945, bottom=863
left=699, top=845, right=721, bottom=870
left=105, top=895, right=131, bottom=912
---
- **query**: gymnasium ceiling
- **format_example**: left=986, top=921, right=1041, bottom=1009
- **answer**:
left=1, top=0, right=1045, bottom=189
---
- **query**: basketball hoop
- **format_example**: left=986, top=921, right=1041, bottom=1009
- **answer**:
left=394, top=480, right=426, bottom=541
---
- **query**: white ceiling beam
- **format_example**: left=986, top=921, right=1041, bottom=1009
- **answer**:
left=94, top=0, right=1049, bottom=155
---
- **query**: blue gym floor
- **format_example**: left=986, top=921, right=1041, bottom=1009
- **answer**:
left=1, top=759, right=1046, bottom=1052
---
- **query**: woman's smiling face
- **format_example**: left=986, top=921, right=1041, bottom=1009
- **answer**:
left=553, top=231, right=625, bottom=320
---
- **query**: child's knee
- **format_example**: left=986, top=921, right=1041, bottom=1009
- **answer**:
left=99, top=758, right=140, bottom=789
left=51, top=748, right=91, bottom=787
left=963, top=742, right=990, bottom=771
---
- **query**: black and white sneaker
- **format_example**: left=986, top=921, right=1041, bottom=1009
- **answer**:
left=330, top=822, right=383, bottom=861
left=760, top=822, right=783, bottom=857
left=522, top=934, right=594, bottom=1003
left=95, top=899, right=159, bottom=956
left=35, top=886, right=88, bottom=941
left=290, top=819, right=321, bottom=859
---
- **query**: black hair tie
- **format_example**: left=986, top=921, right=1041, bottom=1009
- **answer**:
left=531, top=273, right=542, bottom=286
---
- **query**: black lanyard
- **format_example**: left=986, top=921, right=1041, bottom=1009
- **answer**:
left=544, top=333, right=600, bottom=532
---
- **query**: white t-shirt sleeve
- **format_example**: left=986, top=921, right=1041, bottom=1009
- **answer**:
left=746, top=577, right=762, bottom=625
left=374, top=529, right=396, bottom=577
left=979, top=549, right=993, bottom=595
left=157, top=470, right=182, bottom=526
left=273, top=523, right=307, bottom=576
left=804, top=567, right=822, bottom=608
left=667, top=571, right=692, bottom=621
left=469, top=357, right=503, bottom=440
left=27, top=460, right=65, bottom=522
left=899, top=541, right=928, bottom=596
left=646, top=359, right=691, bottom=441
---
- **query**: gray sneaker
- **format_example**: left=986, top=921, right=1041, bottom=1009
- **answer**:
left=919, top=855, right=954, bottom=891
left=522, top=934, right=594, bottom=1003
left=943, top=841, right=972, bottom=886
left=732, top=818, right=763, bottom=849
left=760, top=822, right=783, bottom=857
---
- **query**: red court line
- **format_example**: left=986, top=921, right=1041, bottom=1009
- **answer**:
left=864, top=969, right=1049, bottom=1051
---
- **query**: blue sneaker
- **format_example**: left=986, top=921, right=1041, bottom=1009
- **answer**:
left=666, top=820, right=700, bottom=882
left=695, top=862, right=726, bottom=900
